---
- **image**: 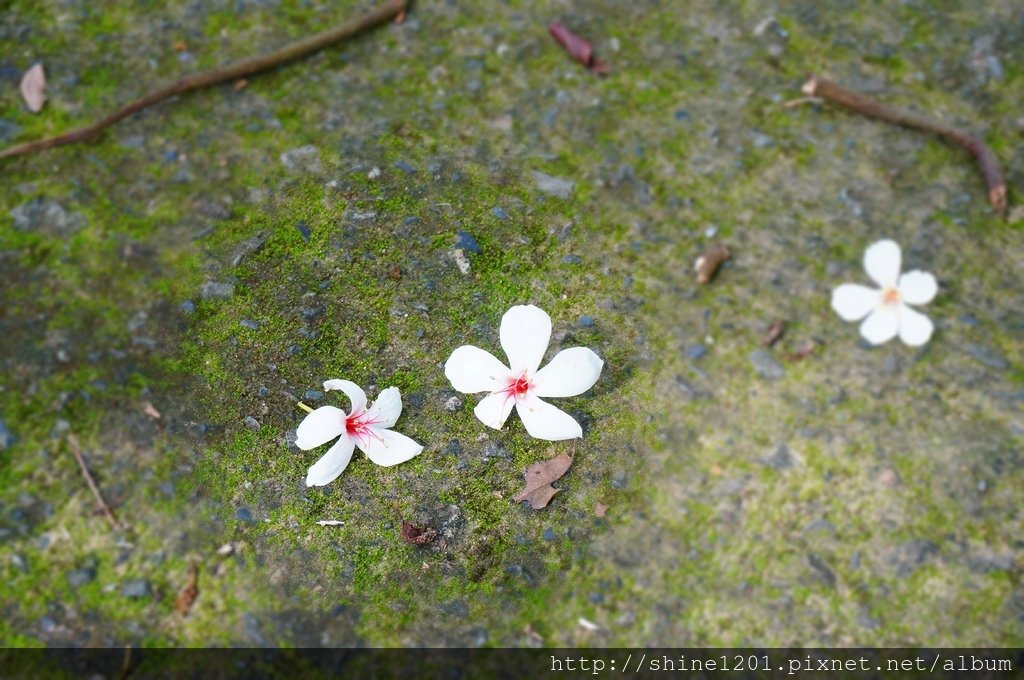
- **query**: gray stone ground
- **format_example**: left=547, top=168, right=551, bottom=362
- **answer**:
left=0, top=0, right=1021, bottom=647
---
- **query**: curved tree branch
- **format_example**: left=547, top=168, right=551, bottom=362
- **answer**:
left=0, top=0, right=407, bottom=160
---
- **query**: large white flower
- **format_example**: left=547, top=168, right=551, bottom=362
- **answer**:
left=444, top=305, right=604, bottom=441
left=296, top=380, right=423, bottom=487
left=831, top=239, right=938, bottom=347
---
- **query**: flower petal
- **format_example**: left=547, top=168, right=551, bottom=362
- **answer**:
left=863, top=239, right=902, bottom=288
left=444, top=345, right=512, bottom=394
left=859, top=308, right=899, bottom=345
left=357, top=428, right=423, bottom=467
left=516, top=394, right=582, bottom=441
left=533, top=347, right=604, bottom=398
left=323, top=379, right=366, bottom=414
left=365, top=386, right=402, bottom=429
left=831, top=284, right=880, bottom=322
left=295, top=405, right=346, bottom=450
left=305, top=435, right=355, bottom=487
left=473, top=391, right=516, bottom=430
left=898, top=304, right=934, bottom=347
left=500, top=304, right=552, bottom=374
left=898, top=270, right=937, bottom=306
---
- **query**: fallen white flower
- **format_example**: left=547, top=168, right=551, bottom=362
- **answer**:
left=316, top=520, right=345, bottom=526
left=831, top=239, right=937, bottom=346
left=577, top=617, right=600, bottom=631
left=296, top=380, right=423, bottom=487
left=444, top=305, right=603, bottom=441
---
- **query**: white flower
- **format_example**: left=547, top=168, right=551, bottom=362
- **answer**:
left=296, top=380, right=423, bottom=487
left=444, top=305, right=604, bottom=441
left=831, top=239, right=938, bottom=347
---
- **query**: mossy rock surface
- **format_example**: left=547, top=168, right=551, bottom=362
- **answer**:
left=1, top=0, right=1022, bottom=647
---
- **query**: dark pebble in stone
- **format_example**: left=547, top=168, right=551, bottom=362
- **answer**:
left=0, top=119, right=21, bottom=142
left=304, top=390, right=324, bottom=401
left=286, top=344, right=301, bottom=356
left=257, top=386, right=270, bottom=397
left=415, top=328, right=425, bottom=339
left=243, top=416, right=260, bottom=431
left=958, top=313, right=980, bottom=327
left=748, top=349, right=784, bottom=380
left=121, top=580, right=151, bottom=598
left=179, top=300, right=196, bottom=314
left=483, top=442, right=510, bottom=459
left=200, top=282, right=235, bottom=299
left=240, top=319, right=260, bottom=330
left=394, top=160, right=417, bottom=174
left=296, top=220, right=311, bottom=241
left=807, top=553, right=837, bottom=588
left=454, top=230, right=482, bottom=254
left=965, top=343, right=1009, bottom=370
left=562, top=254, right=582, bottom=264
left=10, top=554, right=27, bottom=572
left=440, top=599, right=469, bottom=618
left=674, top=109, right=690, bottom=121
left=543, top=528, right=556, bottom=541
left=891, top=539, right=940, bottom=577
left=588, top=592, right=604, bottom=604
left=301, top=306, right=324, bottom=320
left=445, top=440, right=463, bottom=456
left=579, top=315, right=595, bottom=327
left=856, top=338, right=876, bottom=351
left=611, top=471, right=629, bottom=489
left=761, top=443, right=795, bottom=470
left=235, top=507, right=254, bottom=523
left=0, top=418, right=15, bottom=450
left=67, top=566, right=97, bottom=588
left=686, top=344, right=707, bottom=360
left=407, top=393, right=425, bottom=408
left=163, top=149, right=179, bottom=162
left=10, top=197, right=86, bottom=234
left=491, top=206, right=509, bottom=220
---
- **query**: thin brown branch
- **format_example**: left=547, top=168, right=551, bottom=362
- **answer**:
left=0, top=0, right=407, bottom=160
left=67, top=433, right=124, bottom=531
left=801, top=75, right=1007, bottom=216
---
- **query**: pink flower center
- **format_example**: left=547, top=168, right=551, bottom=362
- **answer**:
left=881, top=286, right=901, bottom=306
left=344, top=410, right=385, bottom=446
left=500, top=372, right=532, bottom=404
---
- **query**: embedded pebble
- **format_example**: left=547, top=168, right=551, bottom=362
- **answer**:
left=748, top=349, right=784, bottom=380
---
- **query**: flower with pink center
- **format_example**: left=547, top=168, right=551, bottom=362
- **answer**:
left=831, top=239, right=938, bottom=347
left=444, top=305, right=604, bottom=440
left=295, top=379, right=423, bottom=487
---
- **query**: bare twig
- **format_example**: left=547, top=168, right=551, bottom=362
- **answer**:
left=0, top=0, right=407, bottom=160
left=67, top=433, right=124, bottom=531
left=695, top=242, right=730, bottom=284
left=801, top=74, right=1007, bottom=215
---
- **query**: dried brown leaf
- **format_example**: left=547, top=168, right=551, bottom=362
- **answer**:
left=548, top=22, right=610, bottom=74
left=400, top=519, right=437, bottom=545
left=174, top=562, right=199, bottom=617
left=786, top=341, right=817, bottom=362
left=142, top=401, right=161, bottom=419
left=20, top=63, right=46, bottom=113
left=387, top=264, right=402, bottom=281
left=762, top=320, right=785, bottom=348
left=513, top=452, right=572, bottom=509
left=594, top=502, right=609, bottom=518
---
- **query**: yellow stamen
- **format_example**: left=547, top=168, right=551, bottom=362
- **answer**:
left=297, top=402, right=314, bottom=413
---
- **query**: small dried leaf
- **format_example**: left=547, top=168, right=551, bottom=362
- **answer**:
left=549, top=22, right=610, bottom=74
left=174, top=562, right=199, bottom=616
left=762, top=320, right=785, bottom=348
left=387, top=264, right=402, bottom=281
left=786, top=341, right=817, bottom=362
left=594, top=502, right=609, bottom=518
left=20, top=63, right=46, bottom=113
left=233, top=79, right=248, bottom=91
left=400, top=519, right=437, bottom=545
left=695, top=242, right=730, bottom=284
left=513, top=452, right=573, bottom=509
left=142, top=401, right=161, bottom=419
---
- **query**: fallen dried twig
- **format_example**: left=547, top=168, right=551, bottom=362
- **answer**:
left=695, top=242, right=730, bottom=284
left=174, top=561, right=200, bottom=616
left=762, top=320, right=785, bottom=347
left=67, top=433, right=124, bottom=531
left=0, top=0, right=407, bottom=160
left=801, top=74, right=1007, bottom=215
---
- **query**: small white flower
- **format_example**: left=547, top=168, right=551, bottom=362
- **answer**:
left=831, top=239, right=938, bottom=347
left=296, top=380, right=423, bottom=487
left=444, top=305, right=604, bottom=441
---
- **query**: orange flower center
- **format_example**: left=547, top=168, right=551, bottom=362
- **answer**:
left=881, top=287, right=901, bottom=306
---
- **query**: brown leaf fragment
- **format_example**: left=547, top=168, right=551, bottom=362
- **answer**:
left=594, top=502, right=609, bottom=518
left=20, top=63, right=46, bottom=113
left=762, top=320, right=785, bottom=347
left=548, top=22, right=610, bottom=74
left=233, top=78, right=249, bottom=91
left=174, top=562, right=199, bottom=617
left=400, top=519, right=437, bottom=545
left=513, top=452, right=573, bottom=510
left=786, top=341, right=817, bottom=362
left=694, top=242, right=729, bottom=284
left=387, top=264, right=402, bottom=281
